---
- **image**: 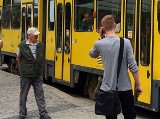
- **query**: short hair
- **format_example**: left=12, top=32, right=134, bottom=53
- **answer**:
left=101, top=15, right=116, bottom=31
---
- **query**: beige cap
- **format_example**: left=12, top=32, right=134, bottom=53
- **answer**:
left=27, top=27, right=40, bottom=35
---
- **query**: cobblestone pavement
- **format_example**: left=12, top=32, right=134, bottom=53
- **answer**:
left=0, top=70, right=159, bottom=119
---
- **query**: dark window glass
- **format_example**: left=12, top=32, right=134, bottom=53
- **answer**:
left=65, top=3, right=71, bottom=54
left=2, top=6, right=11, bottom=29
left=3, top=0, right=11, bottom=6
left=125, top=0, right=136, bottom=50
left=56, top=4, right=62, bottom=53
left=75, top=0, right=94, bottom=31
left=33, top=5, right=38, bottom=27
left=12, top=0, right=21, bottom=29
left=48, top=0, right=55, bottom=30
left=22, top=7, right=26, bottom=40
left=140, top=0, right=151, bottom=66
left=97, top=0, right=121, bottom=32
left=27, top=7, right=32, bottom=29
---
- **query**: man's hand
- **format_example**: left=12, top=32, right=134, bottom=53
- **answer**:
left=99, top=27, right=105, bottom=39
left=135, top=85, right=142, bottom=97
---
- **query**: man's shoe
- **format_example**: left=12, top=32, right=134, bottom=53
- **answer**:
left=19, top=116, right=25, bottom=119
left=40, top=115, right=51, bottom=119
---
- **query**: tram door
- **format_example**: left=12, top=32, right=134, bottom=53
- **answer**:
left=137, top=0, right=153, bottom=104
left=22, top=4, right=33, bottom=40
left=125, top=0, right=153, bottom=104
left=55, top=0, right=72, bottom=82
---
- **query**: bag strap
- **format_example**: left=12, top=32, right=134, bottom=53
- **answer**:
left=116, top=37, right=124, bottom=90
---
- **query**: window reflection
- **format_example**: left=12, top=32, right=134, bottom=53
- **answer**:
left=140, top=0, right=151, bottom=66
left=48, top=0, right=55, bottom=30
left=75, top=0, right=94, bottom=32
left=33, top=5, right=38, bottom=27
left=65, top=3, right=71, bottom=54
left=97, top=0, right=121, bottom=32
left=12, top=0, right=21, bottom=29
left=125, top=0, right=136, bottom=50
left=56, top=4, right=62, bottom=53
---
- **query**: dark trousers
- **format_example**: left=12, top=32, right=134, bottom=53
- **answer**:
left=106, top=90, right=136, bottom=119
left=19, top=76, right=48, bottom=117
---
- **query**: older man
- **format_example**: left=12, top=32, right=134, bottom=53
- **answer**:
left=17, top=27, right=51, bottom=119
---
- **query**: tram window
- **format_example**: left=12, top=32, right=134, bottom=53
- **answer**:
left=33, top=5, right=38, bottom=28
left=48, top=0, right=55, bottom=31
left=3, top=0, right=11, bottom=6
left=140, top=0, right=151, bottom=66
left=75, top=0, right=94, bottom=32
left=56, top=4, right=62, bottom=52
left=97, top=0, right=121, bottom=32
left=27, top=7, right=32, bottom=29
left=2, top=6, right=11, bottom=29
left=158, top=1, right=160, bottom=32
left=65, top=3, right=71, bottom=54
left=12, top=0, right=21, bottom=29
left=125, top=0, right=136, bottom=50
left=22, top=7, right=26, bottom=40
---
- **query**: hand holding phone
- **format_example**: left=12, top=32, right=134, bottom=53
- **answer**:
left=99, top=27, right=105, bottom=39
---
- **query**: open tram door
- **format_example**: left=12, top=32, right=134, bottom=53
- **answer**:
left=137, top=0, right=153, bottom=105
left=55, top=0, right=72, bottom=83
left=125, top=0, right=153, bottom=106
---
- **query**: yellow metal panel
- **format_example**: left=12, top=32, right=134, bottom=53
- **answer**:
left=1, top=29, right=12, bottom=52
left=22, top=0, right=33, bottom=3
left=1, top=29, right=21, bottom=53
left=11, top=30, right=21, bottom=53
left=0, top=0, right=3, bottom=6
left=153, top=0, right=160, bottom=80
left=45, top=31, right=55, bottom=60
left=45, top=0, right=55, bottom=61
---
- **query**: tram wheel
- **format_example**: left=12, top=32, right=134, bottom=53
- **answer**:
left=87, top=75, right=98, bottom=100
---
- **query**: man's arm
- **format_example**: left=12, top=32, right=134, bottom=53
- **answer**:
left=89, top=42, right=100, bottom=58
left=132, top=71, right=142, bottom=97
left=16, top=55, right=21, bottom=65
left=126, top=40, right=142, bottom=96
left=16, top=47, right=21, bottom=65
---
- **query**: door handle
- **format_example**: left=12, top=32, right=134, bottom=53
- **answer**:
left=68, top=58, right=70, bottom=63
left=55, top=56, right=58, bottom=61
left=147, top=70, right=150, bottom=78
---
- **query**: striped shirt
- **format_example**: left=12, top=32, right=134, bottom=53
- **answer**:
left=17, top=40, right=39, bottom=59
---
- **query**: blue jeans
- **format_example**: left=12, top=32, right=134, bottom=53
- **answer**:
left=106, top=90, right=136, bottom=119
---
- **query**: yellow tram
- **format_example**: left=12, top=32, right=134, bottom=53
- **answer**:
left=0, top=0, right=160, bottom=112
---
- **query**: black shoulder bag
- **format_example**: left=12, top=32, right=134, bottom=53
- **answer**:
left=95, top=37, right=124, bottom=116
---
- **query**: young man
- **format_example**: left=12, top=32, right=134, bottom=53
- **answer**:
left=89, top=15, right=142, bottom=119
left=17, top=27, right=51, bottom=119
